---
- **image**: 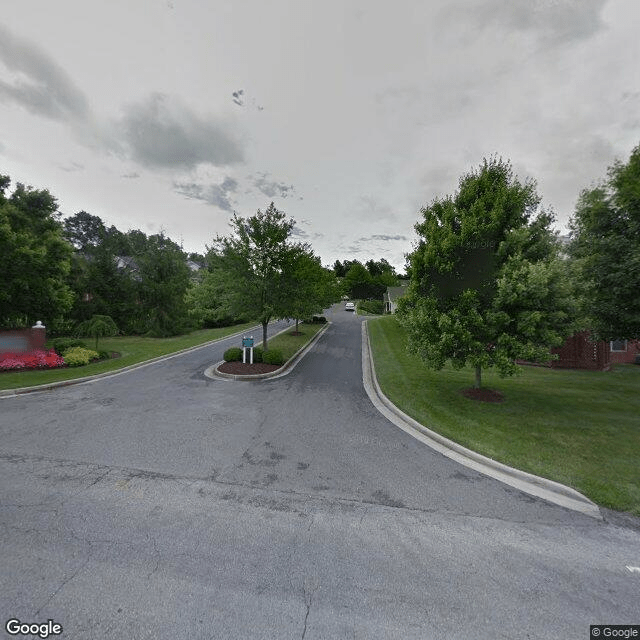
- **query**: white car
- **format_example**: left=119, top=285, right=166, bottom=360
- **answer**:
left=345, top=302, right=355, bottom=311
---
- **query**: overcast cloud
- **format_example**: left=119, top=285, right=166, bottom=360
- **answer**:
left=0, top=1, right=638, bottom=272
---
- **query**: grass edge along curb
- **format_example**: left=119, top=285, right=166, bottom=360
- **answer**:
left=0, top=323, right=272, bottom=398
left=361, top=320, right=602, bottom=520
left=209, top=322, right=330, bottom=381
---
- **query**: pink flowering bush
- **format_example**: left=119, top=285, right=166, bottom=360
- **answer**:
left=0, top=349, right=66, bottom=372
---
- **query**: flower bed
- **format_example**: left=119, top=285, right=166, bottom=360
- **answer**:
left=0, top=349, right=66, bottom=372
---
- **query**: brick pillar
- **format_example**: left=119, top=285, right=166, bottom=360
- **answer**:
left=31, top=321, right=46, bottom=350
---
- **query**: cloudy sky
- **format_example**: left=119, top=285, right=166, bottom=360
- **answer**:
left=1, top=0, right=639, bottom=271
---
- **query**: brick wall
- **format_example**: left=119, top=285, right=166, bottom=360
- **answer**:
left=0, top=325, right=46, bottom=353
left=609, top=339, right=640, bottom=364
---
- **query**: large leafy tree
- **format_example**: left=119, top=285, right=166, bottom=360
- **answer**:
left=63, top=211, right=139, bottom=332
left=337, top=258, right=399, bottom=299
left=283, top=251, right=339, bottom=332
left=63, top=210, right=106, bottom=252
left=397, top=157, right=577, bottom=389
left=568, top=143, right=640, bottom=341
left=0, top=176, right=73, bottom=329
left=136, top=233, right=191, bottom=337
left=207, top=202, right=305, bottom=349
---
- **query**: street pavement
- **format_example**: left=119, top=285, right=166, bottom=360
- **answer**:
left=1, top=307, right=638, bottom=639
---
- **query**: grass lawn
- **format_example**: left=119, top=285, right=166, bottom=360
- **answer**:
left=259, top=322, right=327, bottom=361
left=368, top=315, right=640, bottom=516
left=0, top=321, right=258, bottom=391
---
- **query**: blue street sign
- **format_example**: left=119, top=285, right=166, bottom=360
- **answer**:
left=242, top=337, right=254, bottom=347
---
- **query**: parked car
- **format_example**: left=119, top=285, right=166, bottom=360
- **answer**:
left=345, top=302, right=355, bottom=311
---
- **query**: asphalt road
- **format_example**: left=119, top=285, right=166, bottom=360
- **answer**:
left=1, top=307, right=638, bottom=639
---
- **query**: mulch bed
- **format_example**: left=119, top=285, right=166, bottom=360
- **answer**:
left=460, top=387, right=505, bottom=403
left=217, top=361, right=282, bottom=376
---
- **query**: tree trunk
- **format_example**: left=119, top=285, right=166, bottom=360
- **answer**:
left=474, top=364, right=482, bottom=389
left=262, top=321, right=268, bottom=351
left=295, top=318, right=299, bottom=332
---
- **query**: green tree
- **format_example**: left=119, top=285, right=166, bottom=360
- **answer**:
left=568, top=143, right=640, bottom=341
left=207, top=202, right=304, bottom=349
left=62, top=212, right=139, bottom=332
left=63, top=210, right=107, bottom=252
left=397, top=157, right=577, bottom=389
left=136, top=233, right=191, bottom=337
left=186, top=267, right=251, bottom=328
left=343, top=261, right=373, bottom=299
left=75, top=314, right=119, bottom=350
left=283, top=251, right=339, bottom=332
left=0, top=176, right=73, bottom=329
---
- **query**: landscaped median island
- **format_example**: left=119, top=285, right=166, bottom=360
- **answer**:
left=0, top=321, right=259, bottom=391
left=367, top=315, right=640, bottom=517
left=216, top=319, right=328, bottom=377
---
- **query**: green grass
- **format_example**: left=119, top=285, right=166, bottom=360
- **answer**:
left=0, top=321, right=258, bottom=391
left=368, top=315, right=640, bottom=516
left=260, top=322, right=326, bottom=361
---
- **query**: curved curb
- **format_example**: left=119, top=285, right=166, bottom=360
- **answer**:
left=0, top=323, right=276, bottom=399
left=361, top=321, right=602, bottom=520
left=204, top=322, right=330, bottom=381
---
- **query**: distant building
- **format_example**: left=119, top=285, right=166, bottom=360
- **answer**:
left=383, top=282, right=409, bottom=313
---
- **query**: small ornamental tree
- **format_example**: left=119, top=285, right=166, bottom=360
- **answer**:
left=75, top=314, right=119, bottom=350
left=397, top=157, right=577, bottom=390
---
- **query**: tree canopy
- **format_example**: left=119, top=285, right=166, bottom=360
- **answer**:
left=207, top=203, right=308, bottom=349
left=397, top=157, right=577, bottom=388
left=568, top=143, right=640, bottom=341
left=0, top=175, right=73, bottom=329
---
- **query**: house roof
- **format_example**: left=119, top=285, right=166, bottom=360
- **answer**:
left=384, top=285, right=408, bottom=303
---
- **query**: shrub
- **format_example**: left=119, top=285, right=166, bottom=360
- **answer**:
left=97, top=350, right=111, bottom=360
left=357, top=300, right=384, bottom=315
left=252, top=346, right=264, bottom=363
left=223, top=347, right=243, bottom=362
left=311, top=315, right=327, bottom=324
left=51, top=338, right=87, bottom=356
left=62, top=346, right=100, bottom=367
left=262, top=349, right=284, bottom=365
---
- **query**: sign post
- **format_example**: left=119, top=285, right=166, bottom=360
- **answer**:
left=242, top=336, right=254, bottom=364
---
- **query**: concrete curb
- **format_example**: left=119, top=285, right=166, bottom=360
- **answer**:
left=0, top=323, right=276, bottom=399
left=205, top=322, right=330, bottom=381
left=361, top=321, right=602, bottom=519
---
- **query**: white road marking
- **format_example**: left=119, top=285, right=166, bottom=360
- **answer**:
left=626, top=566, right=640, bottom=573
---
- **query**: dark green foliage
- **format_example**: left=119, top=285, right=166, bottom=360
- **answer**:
left=0, top=176, right=73, bottom=329
left=262, top=348, right=284, bottom=365
left=252, top=346, right=264, bottom=362
left=136, top=234, right=191, bottom=337
left=223, top=347, right=243, bottom=362
left=339, top=259, right=397, bottom=300
left=311, top=315, right=327, bottom=324
left=97, top=350, right=111, bottom=360
left=357, top=300, right=384, bottom=315
left=568, top=143, right=640, bottom=341
left=75, top=314, right=119, bottom=350
left=51, top=337, right=87, bottom=356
